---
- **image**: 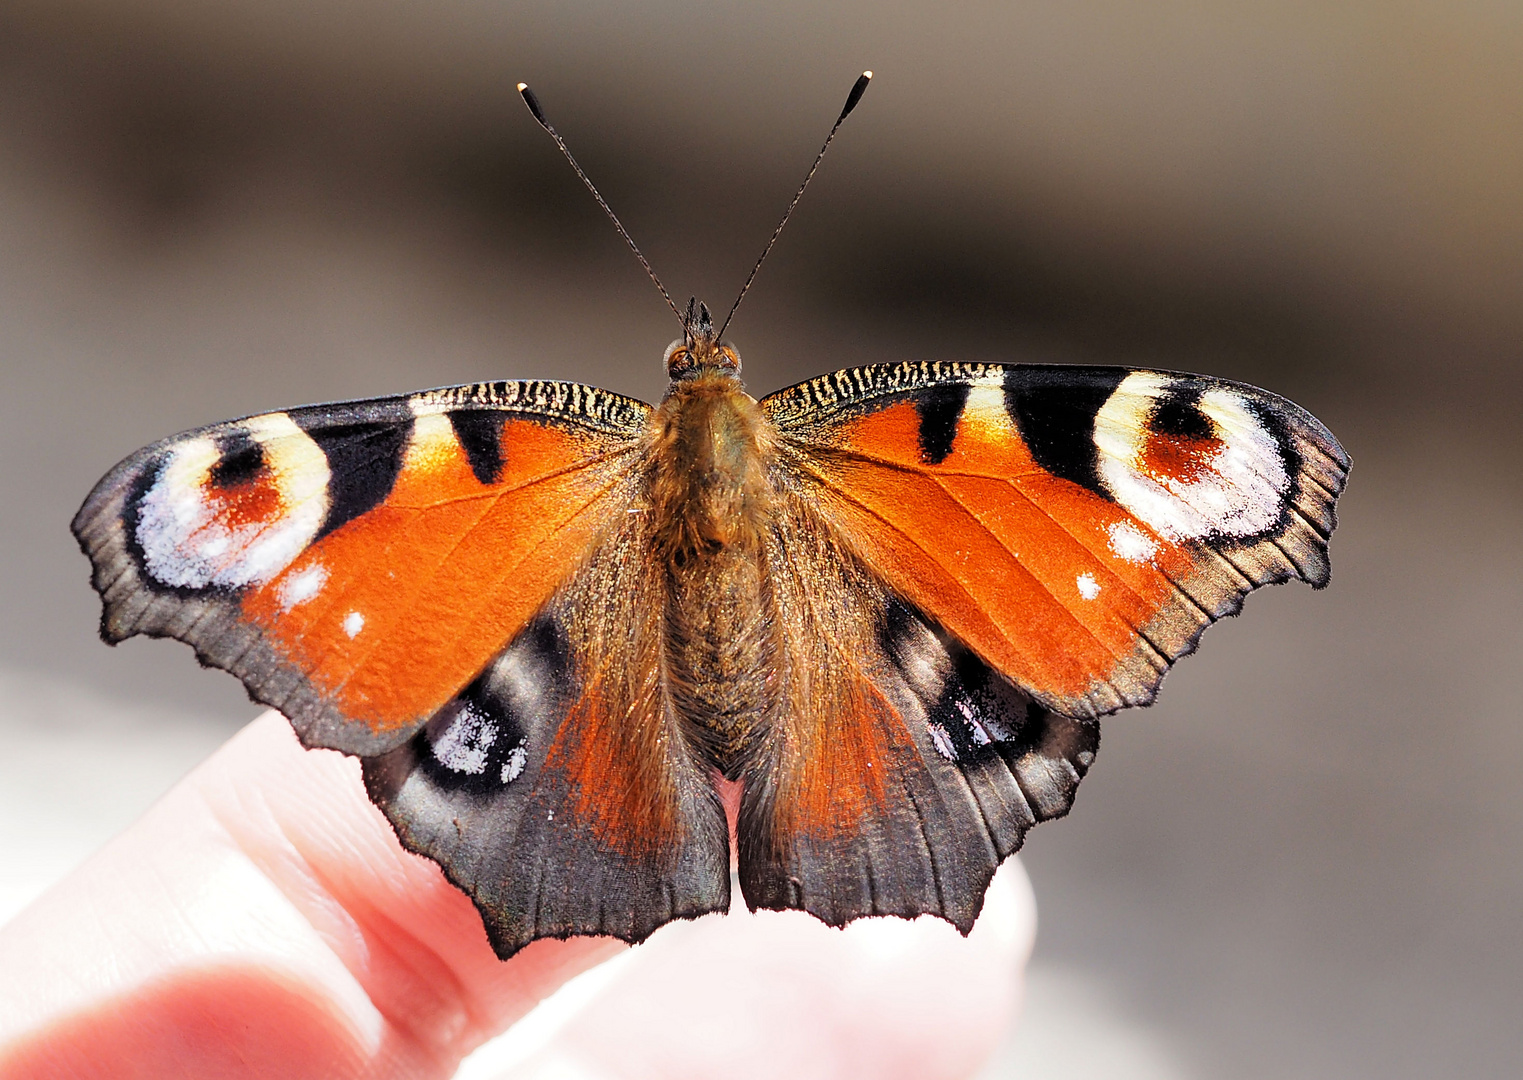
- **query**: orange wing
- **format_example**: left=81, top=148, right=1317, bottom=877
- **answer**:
left=362, top=509, right=731, bottom=958
left=73, top=380, right=651, bottom=754
left=736, top=492, right=1098, bottom=932
left=763, top=362, right=1349, bottom=719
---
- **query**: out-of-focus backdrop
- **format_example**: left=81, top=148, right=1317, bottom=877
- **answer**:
left=1, top=3, right=1519, bottom=1077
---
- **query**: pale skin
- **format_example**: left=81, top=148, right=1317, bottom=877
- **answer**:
left=0, top=710, right=1035, bottom=1079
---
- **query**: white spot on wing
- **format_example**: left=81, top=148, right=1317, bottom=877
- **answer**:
left=1107, top=520, right=1158, bottom=564
left=1076, top=572, right=1101, bottom=600
left=405, top=410, right=458, bottom=471
left=501, top=744, right=528, bottom=784
left=928, top=722, right=957, bottom=761
left=277, top=563, right=329, bottom=611
left=343, top=611, right=365, bottom=638
left=960, top=371, right=1016, bottom=440
left=963, top=384, right=1006, bottom=421
left=431, top=703, right=497, bottom=774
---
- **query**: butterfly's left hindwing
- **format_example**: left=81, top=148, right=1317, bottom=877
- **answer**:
left=72, top=381, right=651, bottom=754
left=362, top=512, right=731, bottom=958
left=762, top=362, right=1349, bottom=720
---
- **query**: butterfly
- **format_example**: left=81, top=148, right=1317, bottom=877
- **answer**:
left=71, top=76, right=1349, bottom=960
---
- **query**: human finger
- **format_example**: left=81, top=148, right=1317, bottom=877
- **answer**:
left=0, top=709, right=622, bottom=1080
left=475, top=859, right=1036, bottom=1080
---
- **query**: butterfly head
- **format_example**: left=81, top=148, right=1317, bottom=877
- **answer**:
left=665, top=298, right=741, bottom=381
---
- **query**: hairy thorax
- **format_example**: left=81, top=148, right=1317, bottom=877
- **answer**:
left=649, top=371, right=780, bottom=772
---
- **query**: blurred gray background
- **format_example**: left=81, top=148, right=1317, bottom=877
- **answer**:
left=0, top=2, right=1519, bottom=1077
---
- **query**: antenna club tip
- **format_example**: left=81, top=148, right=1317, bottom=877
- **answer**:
left=838, top=70, right=873, bottom=121
left=518, top=84, right=551, bottom=129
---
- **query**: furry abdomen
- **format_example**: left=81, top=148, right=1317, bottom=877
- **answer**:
left=651, top=373, right=781, bottom=774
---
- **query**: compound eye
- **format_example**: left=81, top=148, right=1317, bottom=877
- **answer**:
left=663, top=339, right=694, bottom=375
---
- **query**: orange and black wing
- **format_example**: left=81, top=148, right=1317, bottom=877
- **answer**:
left=740, top=362, right=1347, bottom=929
left=361, top=508, right=731, bottom=957
left=74, top=380, right=732, bottom=955
left=763, top=362, right=1348, bottom=719
left=74, top=380, right=649, bottom=753
left=737, top=493, right=1097, bottom=931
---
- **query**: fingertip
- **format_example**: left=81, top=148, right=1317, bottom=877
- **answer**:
left=481, top=864, right=1034, bottom=1080
left=972, top=857, right=1039, bottom=960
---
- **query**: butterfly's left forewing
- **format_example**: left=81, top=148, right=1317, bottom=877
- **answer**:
left=73, top=380, right=651, bottom=754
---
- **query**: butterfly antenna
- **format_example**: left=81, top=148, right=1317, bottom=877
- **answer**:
left=517, top=82, right=683, bottom=324
left=716, top=71, right=872, bottom=341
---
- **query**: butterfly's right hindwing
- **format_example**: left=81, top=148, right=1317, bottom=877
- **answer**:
left=736, top=495, right=1097, bottom=931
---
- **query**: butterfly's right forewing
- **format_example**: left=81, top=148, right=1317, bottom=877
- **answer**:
left=762, top=362, right=1348, bottom=719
